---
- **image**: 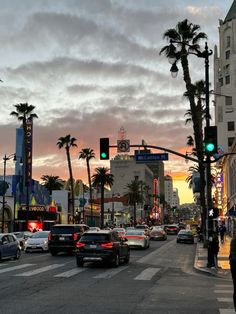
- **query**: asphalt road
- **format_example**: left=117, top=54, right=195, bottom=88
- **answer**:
left=0, top=236, right=234, bottom=314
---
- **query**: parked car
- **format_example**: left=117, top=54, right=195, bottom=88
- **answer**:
left=0, top=233, right=21, bottom=261
left=164, top=224, right=178, bottom=235
left=149, top=226, right=167, bottom=241
left=25, top=231, right=50, bottom=252
left=176, top=230, right=194, bottom=244
left=13, top=231, right=32, bottom=250
left=75, top=230, right=130, bottom=267
left=113, top=227, right=126, bottom=237
left=48, top=224, right=90, bottom=256
left=125, top=229, right=150, bottom=249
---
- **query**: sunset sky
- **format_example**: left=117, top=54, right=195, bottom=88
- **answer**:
left=0, top=0, right=233, bottom=204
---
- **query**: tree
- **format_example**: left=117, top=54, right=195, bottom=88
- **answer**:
left=57, top=134, right=77, bottom=223
left=160, top=19, right=207, bottom=236
left=91, top=167, right=113, bottom=228
left=79, top=148, right=95, bottom=223
left=41, top=175, right=64, bottom=195
left=125, top=179, right=143, bottom=226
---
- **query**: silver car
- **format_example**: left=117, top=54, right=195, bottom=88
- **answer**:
left=25, top=231, right=50, bottom=253
left=125, top=230, right=150, bottom=249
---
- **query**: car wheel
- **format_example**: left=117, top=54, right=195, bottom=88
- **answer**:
left=14, top=248, right=21, bottom=260
left=124, top=251, right=130, bottom=264
left=50, top=249, right=58, bottom=256
left=112, top=253, right=119, bottom=267
left=76, top=257, right=84, bottom=267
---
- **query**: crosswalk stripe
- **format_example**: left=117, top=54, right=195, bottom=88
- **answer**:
left=216, top=285, right=233, bottom=288
left=15, top=264, right=64, bottom=276
left=217, top=298, right=233, bottom=303
left=0, top=264, right=35, bottom=274
left=219, top=309, right=236, bottom=314
left=134, top=267, right=160, bottom=280
left=214, top=290, right=233, bottom=294
left=94, top=266, right=128, bottom=279
left=54, top=268, right=86, bottom=278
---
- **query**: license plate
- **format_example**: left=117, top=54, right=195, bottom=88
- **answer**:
left=59, top=237, right=65, bottom=241
left=90, top=244, right=97, bottom=248
left=31, top=246, right=37, bottom=249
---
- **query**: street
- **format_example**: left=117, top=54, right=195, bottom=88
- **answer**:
left=0, top=236, right=233, bottom=314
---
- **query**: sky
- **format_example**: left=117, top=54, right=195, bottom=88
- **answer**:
left=0, top=0, right=233, bottom=204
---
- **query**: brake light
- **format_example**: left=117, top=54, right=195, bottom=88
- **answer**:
left=100, top=242, right=113, bottom=249
left=76, top=242, right=85, bottom=248
left=73, top=233, right=78, bottom=241
left=48, top=232, right=52, bottom=241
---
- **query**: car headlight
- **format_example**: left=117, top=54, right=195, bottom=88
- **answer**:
left=44, top=240, right=48, bottom=245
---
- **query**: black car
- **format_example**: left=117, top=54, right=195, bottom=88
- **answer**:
left=48, top=224, right=90, bottom=256
left=75, top=230, right=130, bottom=267
left=176, top=230, right=194, bottom=244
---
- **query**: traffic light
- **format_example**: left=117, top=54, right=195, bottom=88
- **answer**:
left=204, top=126, right=217, bottom=156
left=100, top=138, right=109, bottom=160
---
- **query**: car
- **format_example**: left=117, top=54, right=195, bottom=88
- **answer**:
left=113, top=227, right=126, bottom=237
left=89, top=227, right=101, bottom=231
left=75, top=230, right=130, bottom=267
left=135, top=224, right=151, bottom=236
left=48, top=224, right=90, bottom=256
left=164, top=224, right=178, bottom=235
left=0, top=233, right=21, bottom=261
left=13, top=231, right=32, bottom=250
left=125, top=229, right=150, bottom=249
left=149, top=226, right=167, bottom=241
left=25, top=231, right=50, bottom=252
left=176, top=230, right=194, bottom=244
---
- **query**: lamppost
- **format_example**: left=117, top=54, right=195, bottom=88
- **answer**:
left=1, top=153, right=16, bottom=233
left=111, top=192, right=120, bottom=225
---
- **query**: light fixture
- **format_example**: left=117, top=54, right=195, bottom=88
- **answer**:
left=170, top=61, right=178, bottom=78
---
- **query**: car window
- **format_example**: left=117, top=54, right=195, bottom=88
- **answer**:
left=31, top=231, right=49, bottom=238
left=2, top=236, right=9, bottom=244
left=8, top=235, right=15, bottom=242
left=80, top=233, right=109, bottom=243
left=51, top=226, right=75, bottom=234
left=126, top=230, right=144, bottom=236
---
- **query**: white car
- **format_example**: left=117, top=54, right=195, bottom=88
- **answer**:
left=25, top=231, right=50, bottom=253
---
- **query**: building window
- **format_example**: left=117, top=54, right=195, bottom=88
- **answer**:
left=228, top=137, right=235, bottom=147
left=228, top=121, right=235, bottom=131
left=219, top=77, right=223, bottom=86
left=226, top=50, right=230, bottom=59
left=226, top=75, right=230, bottom=84
left=225, top=96, right=232, bottom=106
left=226, top=36, right=231, bottom=48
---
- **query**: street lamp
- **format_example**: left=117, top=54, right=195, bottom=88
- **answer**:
left=111, top=192, right=120, bottom=225
left=1, top=153, right=16, bottom=233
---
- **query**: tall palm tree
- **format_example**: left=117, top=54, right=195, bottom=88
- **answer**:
left=10, top=103, right=38, bottom=228
left=91, top=167, right=113, bottom=228
left=125, top=179, right=143, bottom=226
left=57, top=134, right=77, bottom=224
left=160, top=19, right=207, bottom=235
left=41, top=175, right=65, bottom=195
left=78, top=148, right=95, bottom=223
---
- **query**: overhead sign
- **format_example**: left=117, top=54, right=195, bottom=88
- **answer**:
left=117, top=140, right=130, bottom=153
left=135, top=153, right=168, bottom=162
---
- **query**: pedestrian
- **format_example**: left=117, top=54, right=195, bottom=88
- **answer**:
left=219, top=223, right=226, bottom=243
left=208, top=231, right=219, bottom=268
left=229, top=229, right=236, bottom=312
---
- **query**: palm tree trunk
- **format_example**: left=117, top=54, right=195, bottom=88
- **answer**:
left=87, top=159, right=93, bottom=226
left=66, top=147, right=75, bottom=224
left=101, top=184, right=105, bottom=229
left=134, top=202, right=137, bottom=227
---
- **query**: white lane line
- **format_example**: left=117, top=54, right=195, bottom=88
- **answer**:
left=214, top=290, right=233, bottom=294
left=0, top=264, right=35, bottom=274
left=216, top=285, right=233, bottom=288
left=217, top=298, right=233, bottom=303
left=54, top=268, right=86, bottom=278
left=15, top=264, right=64, bottom=276
left=94, top=266, right=128, bottom=279
left=219, top=309, right=236, bottom=314
left=134, top=267, right=161, bottom=280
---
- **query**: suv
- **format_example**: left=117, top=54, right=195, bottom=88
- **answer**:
left=75, top=230, right=130, bottom=267
left=48, top=224, right=89, bottom=256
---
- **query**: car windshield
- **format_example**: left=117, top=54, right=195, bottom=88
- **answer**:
left=14, top=232, right=24, bottom=238
left=179, top=231, right=192, bottom=235
left=113, top=228, right=125, bottom=232
left=31, top=231, right=49, bottom=238
left=126, top=230, right=145, bottom=236
left=80, top=233, right=109, bottom=243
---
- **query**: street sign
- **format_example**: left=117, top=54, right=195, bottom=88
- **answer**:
left=117, top=140, right=130, bottom=152
left=135, top=153, right=168, bottom=162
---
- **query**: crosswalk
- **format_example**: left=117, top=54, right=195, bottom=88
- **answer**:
left=0, top=261, right=161, bottom=281
left=214, top=284, right=235, bottom=314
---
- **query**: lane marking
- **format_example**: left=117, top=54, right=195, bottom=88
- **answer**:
left=219, top=309, right=236, bottom=314
left=214, top=290, right=233, bottom=294
left=15, top=264, right=64, bottom=276
left=134, top=267, right=161, bottom=280
left=94, top=266, right=128, bottom=279
left=216, top=285, right=233, bottom=288
left=0, top=264, right=35, bottom=274
left=54, top=268, right=86, bottom=278
left=217, top=298, right=233, bottom=303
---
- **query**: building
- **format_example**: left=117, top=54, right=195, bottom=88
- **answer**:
left=172, top=188, right=180, bottom=208
left=164, top=175, right=173, bottom=207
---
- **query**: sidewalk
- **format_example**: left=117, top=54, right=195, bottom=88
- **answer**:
left=194, top=235, right=231, bottom=278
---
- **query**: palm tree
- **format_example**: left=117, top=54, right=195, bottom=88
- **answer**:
left=78, top=148, right=95, bottom=223
left=41, top=175, right=65, bottom=195
left=91, top=167, right=113, bottom=228
left=10, top=103, right=38, bottom=228
left=57, top=134, right=77, bottom=224
left=160, top=19, right=207, bottom=235
left=125, top=179, right=143, bottom=226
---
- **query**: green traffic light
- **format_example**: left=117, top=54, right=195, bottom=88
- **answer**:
left=205, top=143, right=215, bottom=152
left=101, top=152, right=107, bottom=159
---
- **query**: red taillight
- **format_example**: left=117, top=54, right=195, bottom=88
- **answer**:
left=74, top=233, right=79, bottom=241
left=48, top=232, right=52, bottom=241
left=100, top=242, right=113, bottom=249
left=76, top=242, right=85, bottom=248
left=125, top=236, right=144, bottom=240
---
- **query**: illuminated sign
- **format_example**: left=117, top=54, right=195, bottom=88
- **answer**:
left=24, top=118, right=33, bottom=186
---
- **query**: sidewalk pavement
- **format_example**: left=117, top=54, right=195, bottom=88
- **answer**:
left=194, top=235, right=232, bottom=278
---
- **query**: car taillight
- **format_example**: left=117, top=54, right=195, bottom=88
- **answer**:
left=48, top=232, right=52, bottom=241
left=73, top=233, right=78, bottom=241
left=100, top=242, right=113, bottom=249
left=76, top=242, right=85, bottom=248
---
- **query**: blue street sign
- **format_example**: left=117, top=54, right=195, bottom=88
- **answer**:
left=135, top=153, right=168, bottom=162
